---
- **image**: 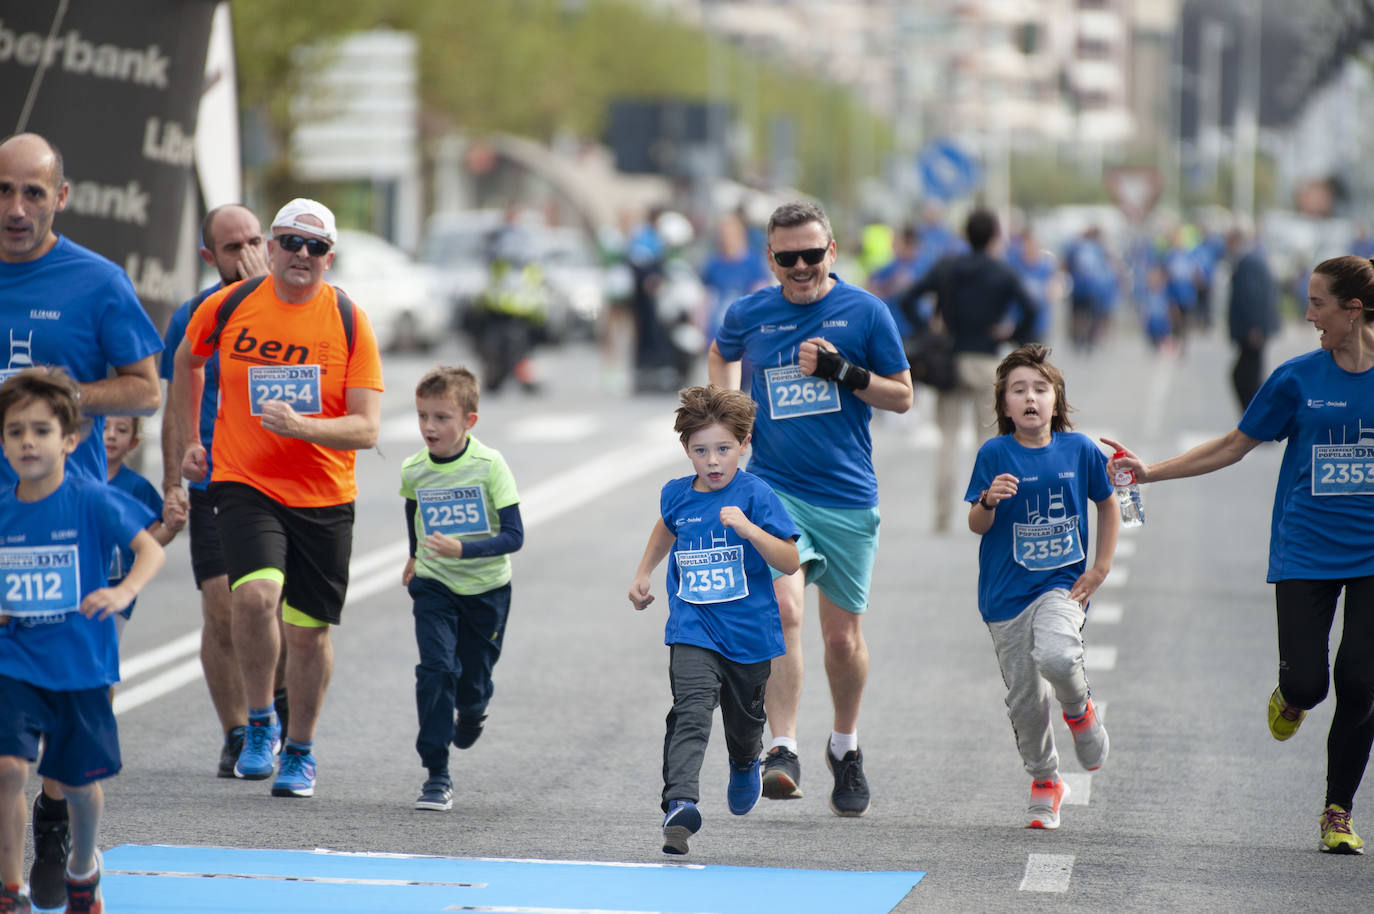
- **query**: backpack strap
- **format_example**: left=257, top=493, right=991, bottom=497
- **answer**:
left=201, top=275, right=268, bottom=348
left=333, top=286, right=355, bottom=354
left=202, top=275, right=355, bottom=353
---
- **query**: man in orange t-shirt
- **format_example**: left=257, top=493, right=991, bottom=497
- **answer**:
left=171, top=198, right=383, bottom=800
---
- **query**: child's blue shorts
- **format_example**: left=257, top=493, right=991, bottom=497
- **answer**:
left=0, top=674, right=121, bottom=786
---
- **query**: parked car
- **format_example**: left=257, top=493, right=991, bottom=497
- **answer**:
left=329, top=229, right=447, bottom=353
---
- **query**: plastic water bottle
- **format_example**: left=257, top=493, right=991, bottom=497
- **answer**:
left=1111, top=449, right=1144, bottom=528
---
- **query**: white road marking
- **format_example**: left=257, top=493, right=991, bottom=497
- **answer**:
left=506, top=413, right=599, bottom=442
left=1089, top=602, right=1123, bottom=624
left=1085, top=644, right=1118, bottom=670
left=1060, top=772, right=1092, bottom=805
left=1019, top=853, right=1074, bottom=893
left=1099, top=567, right=1129, bottom=586
left=113, top=658, right=205, bottom=716
left=115, top=417, right=683, bottom=715
left=1113, top=538, right=1136, bottom=557
left=1142, top=356, right=1175, bottom=440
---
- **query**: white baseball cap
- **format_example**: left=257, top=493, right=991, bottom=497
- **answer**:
left=270, top=198, right=338, bottom=244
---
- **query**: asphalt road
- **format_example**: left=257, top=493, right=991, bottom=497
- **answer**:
left=53, top=314, right=1374, bottom=912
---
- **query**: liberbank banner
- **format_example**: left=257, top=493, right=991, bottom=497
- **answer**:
left=0, top=2, right=216, bottom=321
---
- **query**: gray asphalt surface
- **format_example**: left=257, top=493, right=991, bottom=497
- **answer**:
left=50, top=314, right=1374, bottom=912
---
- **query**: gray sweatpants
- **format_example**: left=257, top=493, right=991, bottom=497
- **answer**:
left=987, top=588, right=1092, bottom=782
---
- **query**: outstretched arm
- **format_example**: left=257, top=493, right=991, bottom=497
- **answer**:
left=1102, top=428, right=1262, bottom=483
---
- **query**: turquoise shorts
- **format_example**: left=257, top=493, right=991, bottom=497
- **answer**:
left=771, top=490, right=881, bottom=614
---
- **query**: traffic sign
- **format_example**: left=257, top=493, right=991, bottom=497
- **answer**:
left=918, top=139, right=982, bottom=201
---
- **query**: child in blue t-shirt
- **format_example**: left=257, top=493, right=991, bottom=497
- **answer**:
left=104, top=416, right=185, bottom=637
left=964, top=344, right=1118, bottom=831
left=628, top=385, right=800, bottom=856
left=0, top=368, right=165, bottom=914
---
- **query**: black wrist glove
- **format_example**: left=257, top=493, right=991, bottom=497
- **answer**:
left=813, top=347, right=871, bottom=391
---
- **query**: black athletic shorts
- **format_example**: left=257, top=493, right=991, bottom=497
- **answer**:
left=188, top=486, right=227, bottom=586
left=209, top=481, right=354, bottom=625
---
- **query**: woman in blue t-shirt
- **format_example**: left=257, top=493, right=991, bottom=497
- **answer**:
left=1106, top=255, right=1374, bottom=855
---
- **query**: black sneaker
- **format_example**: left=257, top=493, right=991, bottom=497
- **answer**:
left=761, top=746, right=803, bottom=799
left=453, top=713, right=487, bottom=750
left=825, top=745, right=871, bottom=817
left=29, top=795, right=69, bottom=910
left=414, top=775, right=454, bottom=812
left=217, top=726, right=246, bottom=778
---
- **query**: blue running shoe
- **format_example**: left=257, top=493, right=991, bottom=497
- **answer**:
left=727, top=757, right=762, bottom=815
left=234, top=716, right=281, bottom=780
left=661, top=800, right=701, bottom=855
left=272, top=747, right=316, bottom=798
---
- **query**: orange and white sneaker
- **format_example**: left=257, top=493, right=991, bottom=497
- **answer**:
left=1064, top=698, right=1109, bottom=771
left=1319, top=804, right=1364, bottom=855
left=1026, top=777, right=1069, bottom=830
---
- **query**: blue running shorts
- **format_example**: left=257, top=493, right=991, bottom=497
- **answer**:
left=0, top=674, right=121, bottom=786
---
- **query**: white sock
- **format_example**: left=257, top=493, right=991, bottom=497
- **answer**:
left=770, top=736, right=798, bottom=754
left=829, top=730, right=858, bottom=757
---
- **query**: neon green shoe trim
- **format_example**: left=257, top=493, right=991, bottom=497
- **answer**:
left=1320, top=804, right=1365, bottom=854
left=1267, top=687, right=1306, bottom=741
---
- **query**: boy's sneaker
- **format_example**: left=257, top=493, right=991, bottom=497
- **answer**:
left=453, top=712, right=487, bottom=750
left=271, top=747, right=316, bottom=798
left=1319, top=804, right=1365, bottom=854
left=30, top=795, right=70, bottom=910
left=0, top=884, right=32, bottom=914
left=1027, top=777, right=1070, bottom=830
left=63, top=851, right=102, bottom=914
left=234, top=715, right=281, bottom=780
left=1268, top=686, right=1306, bottom=741
left=217, top=726, right=246, bottom=778
left=825, top=746, right=871, bottom=817
left=761, top=745, right=803, bottom=799
left=415, top=775, right=454, bottom=812
left=1063, top=699, right=1110, bottom=771
left=726, top=757, right=762, bottom=816
left=661, top=800, right=701, bottom=855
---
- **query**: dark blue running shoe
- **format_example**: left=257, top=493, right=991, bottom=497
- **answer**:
left=727, top=757, right=762, bottom=815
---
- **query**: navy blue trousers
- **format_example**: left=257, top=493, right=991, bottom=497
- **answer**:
left=409, top=576, right=511, bottom=771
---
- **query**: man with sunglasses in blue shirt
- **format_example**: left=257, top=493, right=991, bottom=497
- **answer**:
left=709, top=201, right=913, bottom=818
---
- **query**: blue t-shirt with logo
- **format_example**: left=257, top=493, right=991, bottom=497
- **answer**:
left=714, top=277, right=909, bottom=509
left=107, top=464, right=162, bottom=617
left=965, top=432, right=1113, bottom=622
left=660, top=470, right=799, bottom=664
left=1239, top=349, right=1374, bottom=581
left=160, top=284, right=223, bottom=490
left=0, top=475, right=151, bottom=690
left=0, top=236, right=163, bottom=483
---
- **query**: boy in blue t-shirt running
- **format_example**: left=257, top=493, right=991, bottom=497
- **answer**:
left=964, top=344, right=1118, bottom=831
left=628, top=385, right=800, bottom=855
left=0, top=368, right=165, bottom=914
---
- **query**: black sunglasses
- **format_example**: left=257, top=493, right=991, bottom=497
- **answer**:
left=275, top=234, right=332, bottom=257
left=771, top=247, right=828, bottom=268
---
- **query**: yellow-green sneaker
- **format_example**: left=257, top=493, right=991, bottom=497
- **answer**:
left=1267, top=687, right=1305, bottom=741
left=1320, top=804, right=1364, bottom=854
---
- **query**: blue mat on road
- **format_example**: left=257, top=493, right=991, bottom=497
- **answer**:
left=102, top=844, right=924, bottom=913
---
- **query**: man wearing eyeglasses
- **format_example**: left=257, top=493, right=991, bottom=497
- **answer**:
left=171, top=198, right=384, bottom=802
left=708, top=201, right=913, bottom=818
